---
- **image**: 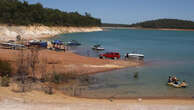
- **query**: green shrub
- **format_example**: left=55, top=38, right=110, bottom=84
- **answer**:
left=40, top=74, right=50, bottom=82
left=50, top=72, right=77, bottom=84
left=51, top=72, right=61, bottom=84
left=0, top=60, right=12, bottom=77
left=44, top=86, right=53, bottom=95
left=1, top=76, right=10, bottom=87
left=133, top=72, right=139, bottom=78
left=78, top=75, right=90, bottom=83
left=0, top=0, right=101, bottom=26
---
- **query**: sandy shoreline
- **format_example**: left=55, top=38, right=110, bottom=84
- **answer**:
left=0, top=86, right=194, bottom=110
left=1, top=99, right=193, bottom=110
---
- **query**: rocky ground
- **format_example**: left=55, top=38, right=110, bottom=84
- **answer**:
left=0, top=25, right=103, bottom=41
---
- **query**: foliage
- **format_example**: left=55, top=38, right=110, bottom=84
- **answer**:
left=50, top=72, right=77, bottom=84
left=16, top=48, right=29, bottom=84
left=0, top=0, right=101, bottom=26
left=101, top=23, right=130, bottom=27
left=51, top=72, right=61, bottom=84
left=130, top=19, right=194, bottom=29
left=0, top=59, right=12, bottom=77
left=1, top=75, right=10, bottom=87
left=44, top=86, right=53, bottom=95
left=133, top=72, right=139, bottom=78
left=29, top=47, right=40, bottom=82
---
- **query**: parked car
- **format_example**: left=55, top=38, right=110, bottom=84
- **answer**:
left=99, top=52, right=120, bottom=59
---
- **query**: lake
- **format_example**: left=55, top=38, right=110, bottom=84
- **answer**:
left=51, top=29, right=194, bottom=99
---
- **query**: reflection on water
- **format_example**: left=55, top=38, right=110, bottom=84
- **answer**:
left=52, top=29, right=194, bottom=98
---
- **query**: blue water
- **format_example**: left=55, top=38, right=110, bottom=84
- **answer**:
left=52, top=29, right=194, bottom=98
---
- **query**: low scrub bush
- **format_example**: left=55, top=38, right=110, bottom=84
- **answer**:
left=0, top=60, right=12, bottom=77
left=51, top=72, right=61, bottom=84
left=40, top=74, right=50, bottom=82
left=1, top=76, right=10, bottom=87
left=133, top=72, right=139, bottom=78
left=47, top=59, right=62, bottom=64
left=44, top=86, right=53, bottom=95
left=50, top=72, right=77, bottom=84
left=78, top=75, right=90, bottom=83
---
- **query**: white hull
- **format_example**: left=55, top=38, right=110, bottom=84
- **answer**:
left=126, top=53, right=144, bottom=60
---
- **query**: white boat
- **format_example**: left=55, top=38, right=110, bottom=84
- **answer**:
left=67, top=40, right=81, bottom=46
left=0, top=42, right=25, bottom=49
left=92, top=44, right=105, bottom=51
left=126, top=53, right=144, bottom=60
left=1, top=43, right=24, bottom=47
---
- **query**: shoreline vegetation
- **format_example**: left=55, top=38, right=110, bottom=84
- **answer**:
left=129, top=19, right=194, bottom=29
left=102, top=27, right=194, bottom=31
left=0, top=0, right=101, bottom=27
left=102, top=18, right=194, bottom=31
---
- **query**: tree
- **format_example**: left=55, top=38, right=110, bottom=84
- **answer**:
left=0, top=60, right=12, bottom=77
left=16, top=46, right=28, bottom=85
left=85, top=12, right=91, bottom=17
left=40, top=57, right=48, bottom=82
left=29, top=47, right=40, bottom=82
left=130, top=19, right=194, bottom=29
left=0, top=0, right=101, bottom=26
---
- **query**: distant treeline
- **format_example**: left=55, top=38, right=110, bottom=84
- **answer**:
left=101, top=23, right=130, bottom=27
left=0, top=0, right=101, bottom=26
left=130, top=19, right=194, bottom=29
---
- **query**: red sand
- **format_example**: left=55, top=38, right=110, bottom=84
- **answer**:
left=0, top=49, right=141, bottom=77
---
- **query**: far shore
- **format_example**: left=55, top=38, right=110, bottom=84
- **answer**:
left=102, top=27, right=194, bottom=31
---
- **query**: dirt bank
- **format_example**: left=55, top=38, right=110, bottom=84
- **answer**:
left=0, top=25, right=103, bottom=41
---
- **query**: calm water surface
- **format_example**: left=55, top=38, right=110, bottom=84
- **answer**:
left=52, top=29, right=194, bottom=98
